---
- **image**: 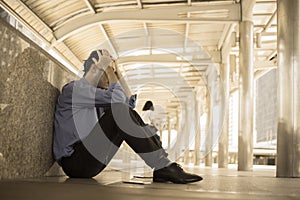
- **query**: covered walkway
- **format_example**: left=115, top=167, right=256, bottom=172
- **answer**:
left=1, top=0, right=300, bottom=199
left=1, top=165, right=299, bottom=200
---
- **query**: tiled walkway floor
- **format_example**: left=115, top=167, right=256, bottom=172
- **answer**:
left=1, top=164, right=300, bottom=200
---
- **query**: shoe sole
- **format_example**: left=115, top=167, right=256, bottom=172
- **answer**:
left=153, top=178, right=169, bottom=183
left=153, top=177, right=202, bottom=184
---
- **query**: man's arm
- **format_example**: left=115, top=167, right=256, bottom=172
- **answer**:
left=105, top=65, right=118, bottom=83
left=105, top=64, right=137, bottom=109
left=68, top=80, right=115, bottom=108
left=110, top=61, right=132, bottom=97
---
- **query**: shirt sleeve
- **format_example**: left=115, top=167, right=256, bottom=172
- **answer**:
left=62, top=80, right=127, bottom=108
left=109, top=82, right=127, bottom=106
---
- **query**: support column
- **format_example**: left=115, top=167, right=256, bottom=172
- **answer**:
left=277, top=0, right=300, bottom=177
left=218, top=56, right=230, bottom=168
left=205, top=90, right=212, bottom=167
left=238, top=0, right=255, bottom=171
left=159, top=130, right=163, bottom=144
left=194, top=95, right=201, bottom=166
left=167, top=116, right=171, bottom=150
left=184, top=103, right=191, bottom=165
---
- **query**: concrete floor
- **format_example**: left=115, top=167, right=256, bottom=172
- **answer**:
left=0, top=164, right=300, bottom=200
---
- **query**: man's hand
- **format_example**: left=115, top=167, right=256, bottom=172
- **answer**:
left=128, top=94, right=137, bottom=109
left=92, top=49, right=112, bottom=71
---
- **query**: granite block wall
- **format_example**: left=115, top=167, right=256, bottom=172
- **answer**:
left=0, top=19, right=77, bottom=179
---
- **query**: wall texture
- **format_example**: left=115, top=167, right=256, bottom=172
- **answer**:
left=0, top=18, right=77, bottom=179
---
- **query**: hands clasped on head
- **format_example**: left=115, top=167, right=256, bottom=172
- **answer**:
left=92, top=49, right=113, bottom=71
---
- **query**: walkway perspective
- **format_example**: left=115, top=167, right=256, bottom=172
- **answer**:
left=0, top=165, right=299, bottom=200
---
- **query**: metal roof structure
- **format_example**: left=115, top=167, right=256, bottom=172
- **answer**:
left=0, top=0, right=277, bottom=126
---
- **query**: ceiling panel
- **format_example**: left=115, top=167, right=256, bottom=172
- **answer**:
left=25, top=0, right=87, bottom=25
left=0, top=0, right=278, bottom=128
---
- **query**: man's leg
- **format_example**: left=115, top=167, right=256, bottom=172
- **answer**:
left=61, top=105, right=166, bottom=178
left=61, top=141, right=106, bottom=178
left=81, top=104, right=169, bottom=168
left=61, top=113, right=122, bottom=178
left=80, top=110, right=124, bottom=168
left=128, top=109, right=163, bottom=147
left=109, top=104, right=203, bottom=183
left=110, top=103, right=171, bottom=168
left=83, top=104, right=202, bottom=183
left=83, top=104, right=171, bottom=170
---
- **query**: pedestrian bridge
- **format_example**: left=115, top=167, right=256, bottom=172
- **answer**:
left=0, top=0, right=300, bottom=199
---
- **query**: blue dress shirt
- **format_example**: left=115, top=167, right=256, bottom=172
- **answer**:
left=53, top=78, right=132, bottom=164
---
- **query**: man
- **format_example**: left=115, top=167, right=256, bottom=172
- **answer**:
left=53, top=49, right=202, bottom=184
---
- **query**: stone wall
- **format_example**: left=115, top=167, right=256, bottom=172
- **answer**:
left=0, top=18, right=77, bottom=179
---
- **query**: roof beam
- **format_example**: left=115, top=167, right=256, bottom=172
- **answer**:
left=54, top=3, right=241, bottom=42
left=218, top=24, right=230, bottom=50
left=184, top=12, right=190, bottom=52
left=143, top=22, right=152, bottom=51
left=137, top=92, right=176, bottom=100
left=184, top=23, right=190, bottom=52
left=118, top=54, right=213, bottom=65
left=59, top=42, right=83, bottom=67
left=83, top=0, right=96, bottom=14
left=137, top=0, right=143, bottom=9
left=254, top=60, right=276, bottom=70
left=260, top=9, right=277, bottom=33
left=0, top=0, right=82, bottom=72
left=99, top=24, right=118, bottom=57
left=219, top=23, right=236, bottom=62
left=127, top=77, right=195, bottom=87
left=255, top=1, right=276, bottom=4
left=143, top=22, right=149, bottom=36
left=12, top=0, right=53, bottom=34
left=0, top=1, right=51, bottom=45
left=267, top=49, right=277, bottom=61
left=241, top=0, right=255, bottom=21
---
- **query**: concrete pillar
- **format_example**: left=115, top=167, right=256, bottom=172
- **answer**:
left=218, top=56, right=230, bottom=168
left=167, top=116, right=171, bottom=150
left=194, top=95, right=201, bottom=166
left=184, top=103, right=191, bottom=165
left=238, top=0, right=255, bottom=171
left=277, top=0, right=300, bottom=177
left=205, top=91, right=212, bottom=167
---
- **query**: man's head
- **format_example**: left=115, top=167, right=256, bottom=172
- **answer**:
left=83, top=50, right=102, bottom=77
left=83, top=49, right=110, bottom=89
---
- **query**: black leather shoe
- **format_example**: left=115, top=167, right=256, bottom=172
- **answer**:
left=153, top=163, right=203, bottom=184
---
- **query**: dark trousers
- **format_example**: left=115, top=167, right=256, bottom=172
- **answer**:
left=61, top=104, right=168, bottom=178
